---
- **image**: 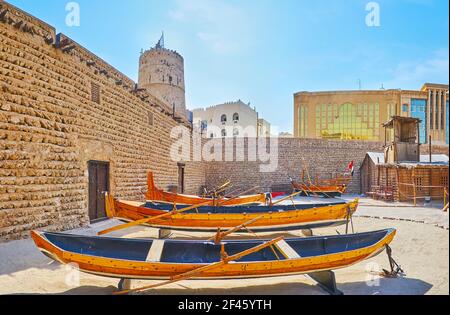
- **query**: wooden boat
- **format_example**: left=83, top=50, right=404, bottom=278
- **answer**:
left=31, top=229, right=396, bottom=285
left=291, top=180, right=348, bottom=197
left=291, top=166, right=353, bottom=198
left=101, top=193, right=359, bottom=234
left=146, top=172, right=267, bottom=206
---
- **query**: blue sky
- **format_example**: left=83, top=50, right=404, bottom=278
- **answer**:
left=7, top=0, right=449, bottom=133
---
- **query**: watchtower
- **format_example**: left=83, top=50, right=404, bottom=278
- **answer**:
left=383, top=116, right=421, bottom=163
left=138, top=34, right=186, bottom=118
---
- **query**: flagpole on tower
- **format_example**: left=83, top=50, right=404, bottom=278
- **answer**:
left=155, top=31, right=165, bottom=49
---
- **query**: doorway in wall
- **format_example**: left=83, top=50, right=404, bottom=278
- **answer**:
left=88, top=161, right=110, bottom=222
left=178, top=163, right=185, bottom=194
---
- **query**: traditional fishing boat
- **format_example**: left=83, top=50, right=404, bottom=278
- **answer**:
left=99, top=193, right=359, bottom=235
left=291, top=164, right=353, bottom=198
left=31, top=229, right=396, bottom=294
left=290, top=179, right=348, bottom=198
left=146, top=172, right=268, bottom=206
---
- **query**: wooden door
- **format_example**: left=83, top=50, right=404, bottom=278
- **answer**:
left=178, top=163, right=185, bottom=194
left=88, top=161, right=110, bottom=222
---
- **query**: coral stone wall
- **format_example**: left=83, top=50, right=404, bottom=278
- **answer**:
left=0, top=2, right=204, bottom=241
left=203, top=138, right=386, bottom=195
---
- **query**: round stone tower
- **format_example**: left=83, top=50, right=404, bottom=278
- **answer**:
left=138, top=36, right=186, bottom=118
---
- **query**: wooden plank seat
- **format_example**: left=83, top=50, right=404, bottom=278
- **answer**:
left=275, top=239, right=300, bottom=259
left=146, top=240, right=165, bottom=262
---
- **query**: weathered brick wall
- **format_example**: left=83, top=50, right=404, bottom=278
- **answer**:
left=204, top=138, right=385, bottom=195
left=421, top=145, right=449, bottom=156
left=0, top=2, right=205, bottom=241
left=203, top=137, right=448, bottom=197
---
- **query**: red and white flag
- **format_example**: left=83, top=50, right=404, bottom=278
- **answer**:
left=348, top=161, right=355, bottom=176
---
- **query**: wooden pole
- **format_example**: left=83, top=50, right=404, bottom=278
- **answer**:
left=270, top=190, right=303, bottom=206
left=98, top=200, right=217, bottom=236
left=412, top=169, right=417, bottom=207
left=207, top=215, right=265, bottom=244
left=113, top=236, right=285, bottom=295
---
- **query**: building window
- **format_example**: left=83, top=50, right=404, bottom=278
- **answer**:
left=298, top=105, right=308, bottom=138
left=315, top=103, right=379, bottom=141
left=233, top=128, right=239, bottom=137
left=210, top=133, right=214, bottom=138
left=441, top=93, right=445, bottom=130
left=221, top=114, right=227, bottom=124
left=402, top=104, right=409, bottom=113
left=440, top=175, right=449, bottom=188
left=200, top=120, right=208, bottom=133
left=233, top=113, right=239, bottom=123
left=414, top=177, right=423, bottom=192
left=148, top=112, right=154, bottom=126
left=91, top=82, right=100, bottom=104
left=221, top=129, right=227, bottom=137
left=411, top=99, right=427, bottom=144
left=430, top=92, right=434, bottom=130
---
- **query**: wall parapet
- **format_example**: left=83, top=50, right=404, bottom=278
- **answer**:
left=0, top=1, right=55, bottom=44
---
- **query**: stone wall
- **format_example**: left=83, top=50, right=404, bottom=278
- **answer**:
left=0, top=2, right=204, bottom=241
left=204, top=138, right=448, bottom=196
left=204, top=138, right=385, bottom=195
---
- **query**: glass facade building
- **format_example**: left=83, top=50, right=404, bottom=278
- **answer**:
left=294, top=84, right=448, bottom=144
left=410, top=99, right=427, bottom=144
left=446, top=101, right=449, bottom=145
left=314, top=103, right=380, bottom=141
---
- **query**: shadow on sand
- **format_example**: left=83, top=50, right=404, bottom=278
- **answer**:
left=28, top=275, right=431, bottom=296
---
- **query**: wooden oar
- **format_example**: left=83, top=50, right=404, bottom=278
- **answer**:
left=217, top=186, right=261, bottom=206
left=270, top=190, right=303, bottom=206
left=113, top=236, right=284, bottom=295
left=207, top=215, right=265, bottom=244
left=98, top=200, right=216, bottom=236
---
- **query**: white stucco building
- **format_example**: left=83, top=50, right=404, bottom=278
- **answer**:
left=193, top=100, right=271, bottom=138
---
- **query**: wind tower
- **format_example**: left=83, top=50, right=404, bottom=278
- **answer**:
left=138, top=33, right=186, bottom=118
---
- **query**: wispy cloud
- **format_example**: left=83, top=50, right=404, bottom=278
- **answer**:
left=384, top=48, right=449, bottom=89
left=169, top=0, right=251, bottom=55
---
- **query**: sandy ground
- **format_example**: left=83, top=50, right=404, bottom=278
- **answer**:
left=0, top=199, right=448, bottom=295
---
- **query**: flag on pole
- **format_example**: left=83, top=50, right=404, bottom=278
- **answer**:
left=156, top=32, right=164, bottom=49
left=348, top=161, right=355, bottom=176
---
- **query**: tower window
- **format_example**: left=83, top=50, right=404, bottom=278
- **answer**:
left=233, top=113, right=239, bottom=122
left=91, top=82, right=100, bottom=104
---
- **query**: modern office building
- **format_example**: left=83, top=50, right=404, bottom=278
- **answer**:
left=294, top=83, right=449, bottom=145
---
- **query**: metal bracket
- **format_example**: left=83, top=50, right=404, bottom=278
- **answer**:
left=118, top=278, right=132, bottom=291
left=308, top=271, right=343, bottom=295
left=158, top=229, right=172, bottom=239
left=382, top=245, right=405, bottom=278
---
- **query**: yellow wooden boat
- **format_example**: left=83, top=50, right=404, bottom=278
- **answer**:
left=31, top=229, right=396, bottom=294
left=102, top=193, right=359, bottom=234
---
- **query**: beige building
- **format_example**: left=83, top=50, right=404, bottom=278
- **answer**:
left=294, top=84, right=449, bottom=145
left=193, top=100, right=271, bottom=138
